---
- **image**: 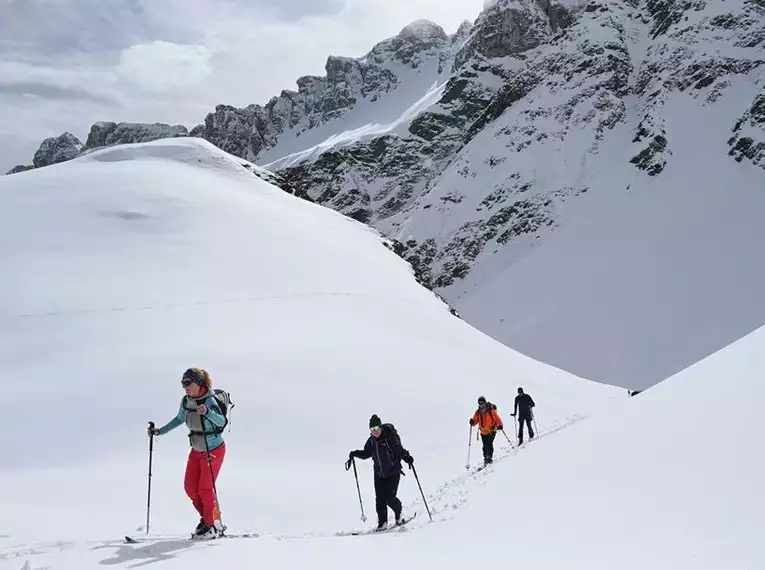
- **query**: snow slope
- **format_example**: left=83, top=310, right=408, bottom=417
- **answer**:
left=438, top=78, right=765, bottom=391
left=0, top=138, right=618, bottom=562
left=2, top=138, right=762, bottom=569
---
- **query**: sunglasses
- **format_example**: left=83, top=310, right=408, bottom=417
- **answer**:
left=370, top=426, right=382, bottom=432
left=181, top=379, right=193, bottom=387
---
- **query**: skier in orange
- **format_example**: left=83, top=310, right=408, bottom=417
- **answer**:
left=469, top=396, right=504, bottom=465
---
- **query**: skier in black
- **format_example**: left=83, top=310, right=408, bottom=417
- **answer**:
left=347, top=414, right=414, bottom=530
left=512, top=387, right=536, bottom=444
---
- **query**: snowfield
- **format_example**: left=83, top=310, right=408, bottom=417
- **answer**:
left=0, top=139, right=761, bottom=570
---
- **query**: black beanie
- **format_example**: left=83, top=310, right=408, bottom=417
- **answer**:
left=369, top=414, right=382, bottom=428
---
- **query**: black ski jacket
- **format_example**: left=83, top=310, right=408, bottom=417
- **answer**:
left=351, top=424, right=411, bottom=478
left=514, top=393, right=536, bottom=419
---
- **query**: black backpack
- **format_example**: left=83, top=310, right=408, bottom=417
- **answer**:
left=382, top=422, right=399, bottom=439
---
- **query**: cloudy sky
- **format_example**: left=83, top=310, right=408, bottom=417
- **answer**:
left=0, top=0, right=485, bottom=172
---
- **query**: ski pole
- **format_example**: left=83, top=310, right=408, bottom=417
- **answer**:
left=146, top=421, right=155, bottom=535
left=513, top=415, right=518, bottom=443
left=466, top=425, right=473, bottom=470
left=499, top=427, right=514, bottom=448
left=410, top=464, right=433, bottom=522
left=346, top=457, right=367, bottom=521
left=201, top=415, right=225, bottom=534
left=533, top=411, right=539, bottom=438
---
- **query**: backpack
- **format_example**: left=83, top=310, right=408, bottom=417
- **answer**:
left=184, top=389, right=235, bottom=434
left=476, top=402, right=499, bottom=430
left=382, top=423, right=399, bottom=439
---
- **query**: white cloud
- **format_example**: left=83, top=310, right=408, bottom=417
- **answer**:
left=118, top=41, right=213, bottom=91
left=0, top=0, right=486, bottom=173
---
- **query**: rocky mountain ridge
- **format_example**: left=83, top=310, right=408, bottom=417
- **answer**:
left=6, top=0, right=765, bottom=387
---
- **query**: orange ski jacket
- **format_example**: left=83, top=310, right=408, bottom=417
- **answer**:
left=471, top=406, right=503, bottom=435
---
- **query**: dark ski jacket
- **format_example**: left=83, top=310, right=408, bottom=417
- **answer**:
left=351, top=424, right=411, bottom=478
left=514, top=393, right=536, bottom=419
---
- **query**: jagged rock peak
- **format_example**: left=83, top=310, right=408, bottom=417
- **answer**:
left=452, top=20, right=475, bottom=43
left=399, top=19, right=448, bottom=40
left=5, top=164, right=35, bottom=175
left=85, top=121, right=188, bottom=150
left=33, top=132, right=83, bottom=168
left=365, top=19, right=449, bottom=68
left=453, top=0, right=560, bottom=69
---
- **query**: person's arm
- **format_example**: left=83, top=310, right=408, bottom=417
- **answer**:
left=350, top=438, right=373, bottom=460
left=157, top=403, right=185, bottom=435
left=529, top=395, right=536, bottom=407
left=470, top=410, right=479, bottom=426
left=201, top=397, right=226, bottom=430
left=493, top=409, right=503, bottom=429
left=390, top=431, right=413, bottom=464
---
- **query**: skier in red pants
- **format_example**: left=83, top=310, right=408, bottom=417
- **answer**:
left=149, top=367, right=228, bottom=539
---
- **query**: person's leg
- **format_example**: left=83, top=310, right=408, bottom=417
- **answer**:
left=197, top=443, right=226, bottom=527
left=481, top=433, right=491, bottom=462
left=184, top=449, right=204, bottom=519
left=518, top=418, right=525, bottom=444
left=374, top=475, right=388, bottom=528
left=385, top=473, right=403, bottom=521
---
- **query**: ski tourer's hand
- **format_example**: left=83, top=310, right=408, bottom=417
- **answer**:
left=345, top=458, right=352, bottom=470
left=469, top=419, right=475, bottom=426
left=404, top=455, right=414, bottom=468
left=197, top=404, right=208, bottom=415
left=147, top=425, right=159, bottom=437
left=510, top=413, right=516, bottom=417
left=496, top=425, right=503, bottom=431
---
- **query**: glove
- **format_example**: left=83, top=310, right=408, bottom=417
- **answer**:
left=404, top=455, right=414, bottom=468
left=510, top=413, right=516, bottom=417
left=469, top=419, right=475, bottom=426
left=496, top=425, right=503, bottom=431
left=147, top=425, right=160, bottom=437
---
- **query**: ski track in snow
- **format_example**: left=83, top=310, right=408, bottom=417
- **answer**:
left=14, top=292, right=377, bottom=320
left=0, top=415, right=586, bottom=568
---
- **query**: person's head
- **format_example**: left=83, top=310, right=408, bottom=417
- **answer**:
left=477, top=396, right=487, bottom=410
left=181, top=367, right=211, bottom=397
left=517, top=387, right=524, bottom=395
left=369, top=414, right=383, bottom=438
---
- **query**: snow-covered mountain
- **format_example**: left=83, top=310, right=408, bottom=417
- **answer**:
left=0, top=138, right=765, bottom=570
left=0, top=137, right=616, bottom=543
left=6, top=0, right=765, bottom=389
left=2, top=139, right=762, bottom=570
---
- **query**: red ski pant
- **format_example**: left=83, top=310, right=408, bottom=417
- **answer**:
left=184, top=443, right=225, bottom=526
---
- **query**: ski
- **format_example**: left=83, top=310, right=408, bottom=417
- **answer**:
left=337, top=512, right=418, bottom=537
left=124, top=532, right=258, bottom=544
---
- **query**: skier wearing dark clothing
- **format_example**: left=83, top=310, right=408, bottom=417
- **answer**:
left=512, top=387, right=536, bottom=444
left=469, top=396, right=504, bottom=465
left=347, top=414, right=414, bottom=530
